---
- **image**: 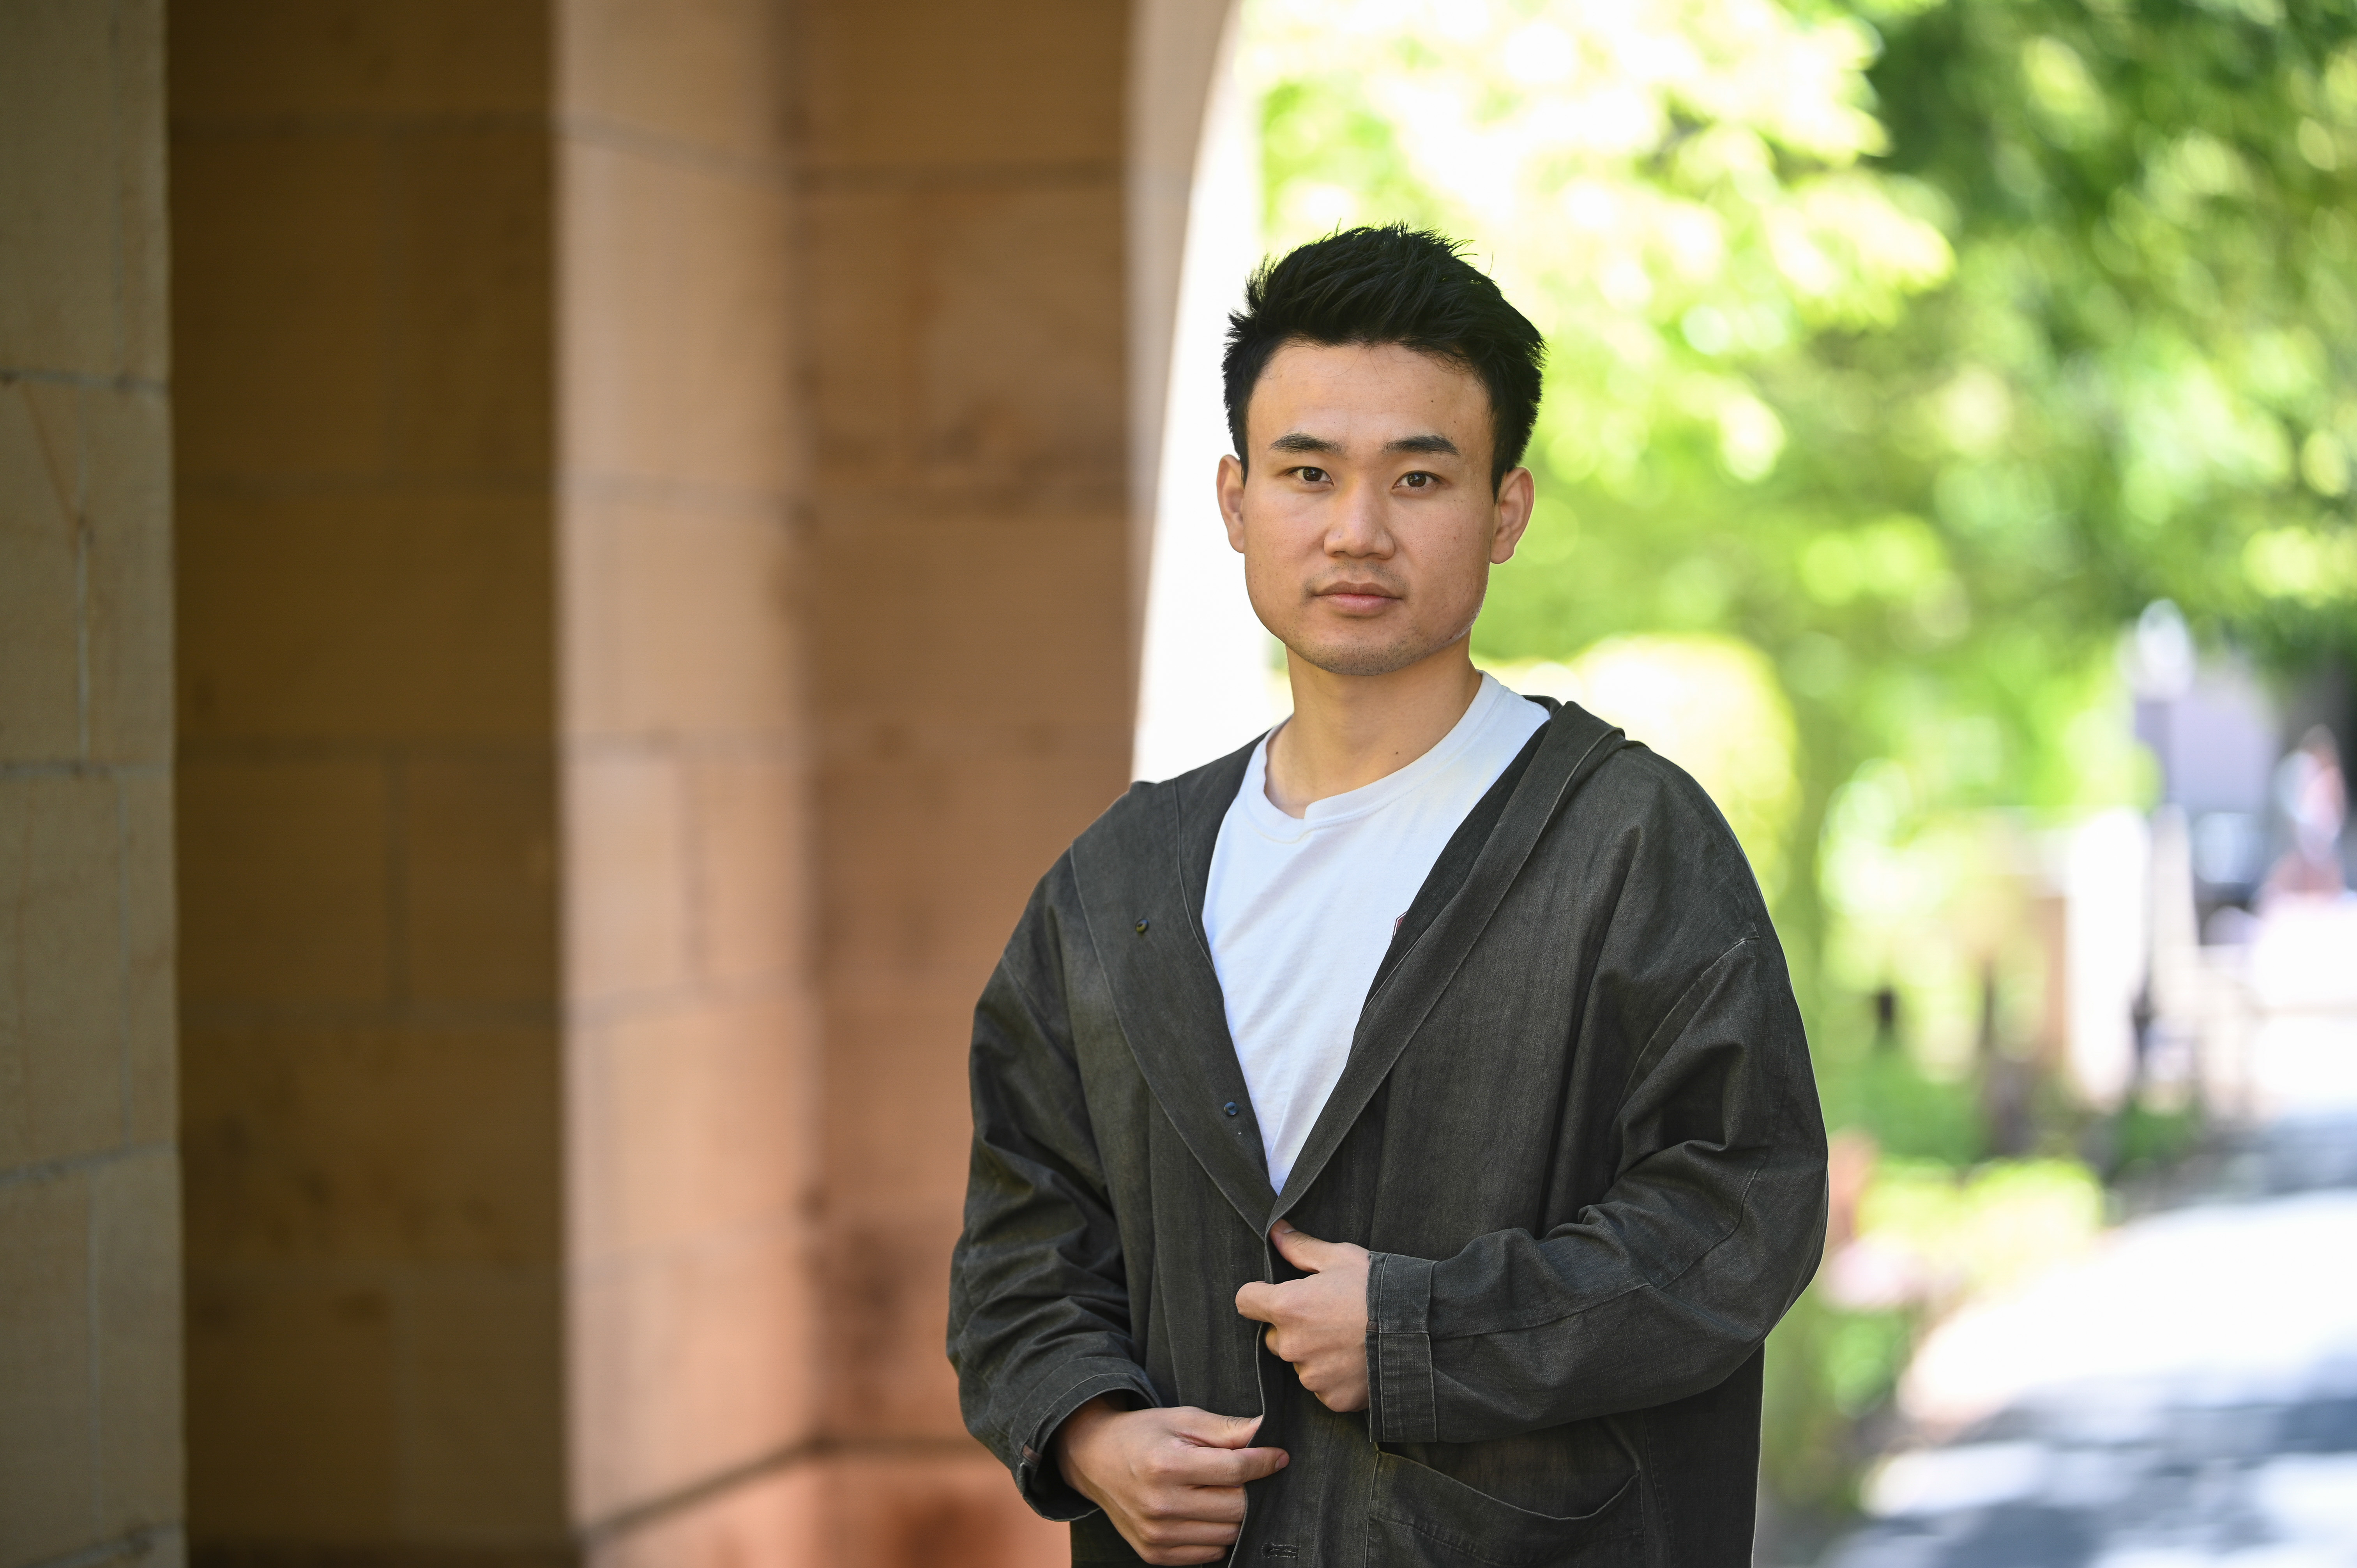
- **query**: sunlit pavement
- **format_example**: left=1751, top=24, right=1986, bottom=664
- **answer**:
left=1824, top=1120, right=2357, bottom=1568
left=1829, top=1174, right=2357, bottom=1565
left=1825, top=902, right=2357, bottom=1568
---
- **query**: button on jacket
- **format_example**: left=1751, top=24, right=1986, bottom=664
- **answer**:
left=948, top=698, right=1829, bottom=1566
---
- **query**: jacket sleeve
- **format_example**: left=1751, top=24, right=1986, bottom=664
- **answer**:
left=1365, top=932, right=1828, bottom=1444
left=948, top=867, right=1159, bottom=1519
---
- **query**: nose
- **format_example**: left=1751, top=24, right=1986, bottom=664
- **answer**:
left=1324, top=474, right=1393, bottom=559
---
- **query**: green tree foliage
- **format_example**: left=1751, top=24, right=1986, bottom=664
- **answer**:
left=1868, top=0, right=2357, bottom=669
left=1249, top=0, right=2357, bottom=1032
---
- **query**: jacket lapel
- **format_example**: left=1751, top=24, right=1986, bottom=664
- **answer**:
left=1070, top=742, right=1277, bottom=1231
left=1270, top=702, right=1626, bottom=1222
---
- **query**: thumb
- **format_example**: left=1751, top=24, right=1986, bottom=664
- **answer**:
left=1269, top=1220, right=1336, bottom=1273
left=1173, top=1409, right=1264, bottom=1450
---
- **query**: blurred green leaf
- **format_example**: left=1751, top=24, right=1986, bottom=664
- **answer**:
left=1249, top=0, right=2357, bottom=1044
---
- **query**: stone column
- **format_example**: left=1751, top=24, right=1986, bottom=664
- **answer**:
left=554, top=0, right=823, bottom=1557
left=0, top=2, right=182, bottom=1564
left=793, top=0, right=1135, bottom=1554
left=171, top=3, right=569, bottom=1555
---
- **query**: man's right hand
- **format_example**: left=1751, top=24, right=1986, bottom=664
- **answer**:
left=1052, top=1396, right=1289, bottom=1565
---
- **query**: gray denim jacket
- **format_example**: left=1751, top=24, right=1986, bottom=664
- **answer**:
left=949, top=698, right=1828, bottom=1566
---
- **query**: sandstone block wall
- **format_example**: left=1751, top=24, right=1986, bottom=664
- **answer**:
left=0, top=0, right=1223, bottom=1559
left=799, top=0, right=1136, bottom=1462
left=555, top=0, right=822, bottom=1547
left=170, top=2, right=570, bottom=1553
left=166, top=1, right=1163, bottom=1564
left=0, top=2, right=184, bottom=1564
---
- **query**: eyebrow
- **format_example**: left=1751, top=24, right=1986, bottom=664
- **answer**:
left=1265, top=431, right=1461, bottom=457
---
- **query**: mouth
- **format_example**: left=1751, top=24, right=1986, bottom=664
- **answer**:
left=1314, top=581, right=1401, bottom=615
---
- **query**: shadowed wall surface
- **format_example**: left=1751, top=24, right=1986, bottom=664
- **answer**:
left=170, top=0, right=570, bottom=1555
left=0, top=2, right=184, bottom=1566
left=166, top=0, right=1162, bottom=1564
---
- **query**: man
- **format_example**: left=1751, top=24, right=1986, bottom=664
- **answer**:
left=949, top=226, right=1827, bottom=1566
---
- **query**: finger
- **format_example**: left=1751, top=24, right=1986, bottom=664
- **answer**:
left=1268, top=1221, right=1336, bottom=1272
left=1138, top=1512, right=1246, bottom=1543
left=1176, top=1444, right=1290, bottom=1487
left=1167, top=1480, right=1250, bottom=1523
left=1233, top=1282, right=1277, bottom=1323
left=1135, top=1526, right=1240, bottom=1567
left=1168, top=1408, right=1264, bottom=1450
left=1127, top=1516, right=1242, bottom=1566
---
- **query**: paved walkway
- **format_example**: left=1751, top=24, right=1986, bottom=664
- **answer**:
left=1826, top=1118, right=2357, bottom=1568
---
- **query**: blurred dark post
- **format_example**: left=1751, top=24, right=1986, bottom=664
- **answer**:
left=1871, top=985, right=1899, bottom=1054
left=1978, top=962, right=2031, bottom=1157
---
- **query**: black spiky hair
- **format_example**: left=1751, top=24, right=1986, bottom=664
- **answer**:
left=1222, top=225, right=1546, bottom=491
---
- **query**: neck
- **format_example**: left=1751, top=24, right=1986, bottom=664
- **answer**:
left=1263, top=641, right=1484, bottom=818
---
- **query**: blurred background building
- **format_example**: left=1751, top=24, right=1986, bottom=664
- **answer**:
left=4, top=2, right=2354, bottom=1568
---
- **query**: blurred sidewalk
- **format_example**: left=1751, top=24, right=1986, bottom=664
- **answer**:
left=1824, top=904, right=2357, bottom=1568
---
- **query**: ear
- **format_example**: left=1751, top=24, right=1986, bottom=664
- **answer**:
left=1218, top=453, right=1249, bottom=554
left=1489, top=466, right=1535, bottom=565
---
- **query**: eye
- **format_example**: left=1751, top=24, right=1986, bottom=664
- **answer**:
left=1399, top=471, right=1436, bottom=490
left=1294, top=466, right=1330, bottom=485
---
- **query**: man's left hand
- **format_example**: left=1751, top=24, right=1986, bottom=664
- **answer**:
left=1234, top=1220, right=1371, bottom=1413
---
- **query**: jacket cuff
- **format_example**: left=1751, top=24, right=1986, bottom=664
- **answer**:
left=1009, top=1363, right=1161, bottom=1520
left=1366, top=1251, right=1438, bottom=1443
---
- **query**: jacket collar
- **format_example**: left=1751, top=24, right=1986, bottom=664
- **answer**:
left=1070, top=738, right=1277, bottom=1230
left=1271, top=701, right=1622, bottom=1220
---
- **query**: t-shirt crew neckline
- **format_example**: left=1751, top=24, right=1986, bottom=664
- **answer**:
left=1237, top=672, right=1531, bottom=843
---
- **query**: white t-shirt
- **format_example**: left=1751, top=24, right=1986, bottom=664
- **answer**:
left=1203, top=674, right=1549, bottom=1192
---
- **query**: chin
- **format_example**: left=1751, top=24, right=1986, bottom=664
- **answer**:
left=1291, top=634, right=1435, bottom=679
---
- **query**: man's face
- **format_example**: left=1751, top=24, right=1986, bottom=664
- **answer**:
left=1218, top=341, right=1534, bottom=678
